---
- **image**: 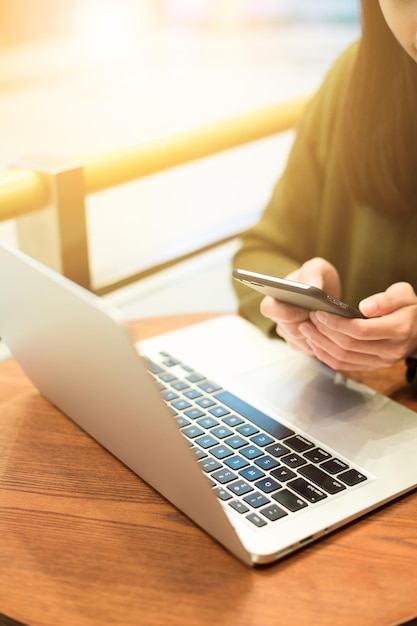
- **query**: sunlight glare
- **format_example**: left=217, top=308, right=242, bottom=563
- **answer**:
left=74, top=0, right=153, bottom=57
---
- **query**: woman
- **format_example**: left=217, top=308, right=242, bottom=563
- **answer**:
left=232, top=0, right=417, bottom=378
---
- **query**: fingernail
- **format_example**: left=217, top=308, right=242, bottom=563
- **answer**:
left=299, top=323, right=312, bottom=336
left=313, top=311, right=327, bottom=324
left=360, top=299, right=377, bottom=316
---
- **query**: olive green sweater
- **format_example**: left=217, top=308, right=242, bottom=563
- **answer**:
left=232, top=42, right=417, bottom=335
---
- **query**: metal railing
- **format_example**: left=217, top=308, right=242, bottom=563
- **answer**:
left=0, top=95, right=309, bottom=293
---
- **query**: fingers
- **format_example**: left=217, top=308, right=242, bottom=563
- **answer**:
left=360, top=282, right=417, bottom=318
left=311, top=310, right=394, bottom=343
left=260, top=295, right=309, bottom=323
left=303, top=297, right=417, bottom=368
left=260, top=296, right=314, bottom=356
left=307, top=312, right=392, bottom=357
left=288, top=257, right=341, bottom=298
left=274, top=319, right=315, bottom=352
left=304, top=339, right=387, bottom=371
left=299, top=318, right=394, bottom=369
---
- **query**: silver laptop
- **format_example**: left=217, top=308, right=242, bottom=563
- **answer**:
left=1, top=240, right=416, bottom=566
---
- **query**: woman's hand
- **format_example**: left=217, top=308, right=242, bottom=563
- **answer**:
left=261, top=258, right=417, bottom=371
left=260, top=257, right=341, bottom=354
left=300, top=282, right=417, bottom=371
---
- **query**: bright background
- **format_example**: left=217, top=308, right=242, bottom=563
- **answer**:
left=0, top=0, right=360, bottom=317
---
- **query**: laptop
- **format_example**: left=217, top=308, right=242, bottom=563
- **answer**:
left=0, top=240, right=416, bottom=567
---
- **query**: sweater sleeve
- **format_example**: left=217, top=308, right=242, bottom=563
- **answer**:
left=232, top=42, right=358, bottom=334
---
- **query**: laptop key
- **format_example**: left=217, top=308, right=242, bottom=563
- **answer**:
left=281, top=453, right=307, bottom=469
left=196, top=397, right=216, bottom=409
left=254, top=455, right=280, bottom=471
left=224, top=456, right=249, bottom=470
left=213, top=487, right=232, bottom=501
left=237, top=423, right=258, bottom=436
left=195, top=435, right=218, bottom=449
left=162, top=390, right=179, bottom=401
left=228, top=480, right=254, bottom=496
left=246, top=512, right=267, bottom=528
left=320, top=458, right=349, bottom=474
left=270, top=466, right=297, bottom=482
left=298, top=464, right=346, bottom=494
left=285, top=435, right=314, bottom=452
left=254, top=477, right=281, bottom=494
left=198, top=381, right=222, bottom=393
left=211, top=445, right=234, bottom=459
left=222, top=414, right=244, bottom=427
left=209, top=405, right=231, bottom=418
left=265, top=442, right=291, bottom=457
left=229, top=500, right=250, bottom=514
left=183, top=389, right=203, bottom=400
left=260, top=504, right=288, bottom=522
left=172, top=399, right=192, bottom=411
left=224, top=435, right=247, bottom=449
left=196, top=416, right=219, bottom=429
left=162, top=358, right=180, bottom=367
left=211, top=425, right=233, bottom=439
left=304, top=447, right=332, bottom=463
left=239, top=466, right=265, bottom=481
left=338, top=469, right=367, bottom=486
left=287, top=478, right=327, bottom=503
left=250, top=433, right=274, bottom=447
left=240, top=445, right=263, bottom=460
left=184, top=408, right=205, bottom=419
left=198, top=457, right=222, bottom=473
left=243, top=492, right=270, bottom=509
left=171, top=381, right=190, bottom=391
left=272, top=489, right=308, bottom=512
left=182, top=425, right=204, bottom=439
left=191, top=446, right=208, bottom=460
left=176, top=416, right=190, bottom=428
left=160, top=372, right=177, bottom=383
left=211, top=468, right=237, bottom=484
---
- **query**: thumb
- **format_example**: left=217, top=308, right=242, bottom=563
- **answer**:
left=359, top=282, right=417, bottom=318
left=359, top=296, right=379, bottom=318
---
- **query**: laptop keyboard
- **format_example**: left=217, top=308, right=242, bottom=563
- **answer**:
left=145, top=351, right=369, bottom=529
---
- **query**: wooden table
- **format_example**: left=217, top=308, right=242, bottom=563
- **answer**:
left=1, top=313, right=417, bottom=626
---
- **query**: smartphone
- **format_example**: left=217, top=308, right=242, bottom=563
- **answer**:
left=233, top=268, right=365, bottom=319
